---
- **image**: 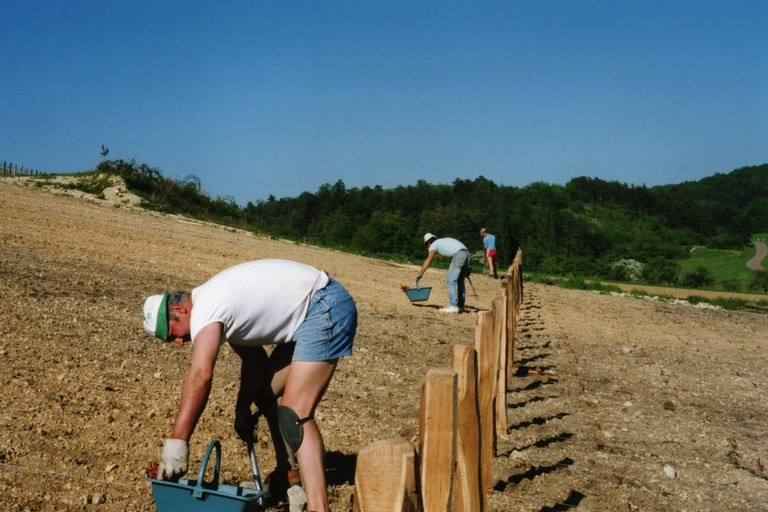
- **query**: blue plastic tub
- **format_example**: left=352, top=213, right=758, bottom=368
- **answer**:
left=403, top=279, right=432, bottom=302
left=148, top=440, right=265, bottom=512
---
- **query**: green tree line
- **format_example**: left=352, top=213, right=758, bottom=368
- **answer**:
left=91, top=159, right=768, bottom=286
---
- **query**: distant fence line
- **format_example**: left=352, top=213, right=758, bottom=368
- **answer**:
left=1, top=161, right=45, bottom=176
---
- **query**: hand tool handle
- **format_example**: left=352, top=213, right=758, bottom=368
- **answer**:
left=247, top=440, right=267, bottom=507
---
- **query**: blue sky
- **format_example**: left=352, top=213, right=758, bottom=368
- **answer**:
left=3, top=1, right=766, bottom=205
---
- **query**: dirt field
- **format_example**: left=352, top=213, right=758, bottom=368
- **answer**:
left=1, top=178, right=767, bottom=511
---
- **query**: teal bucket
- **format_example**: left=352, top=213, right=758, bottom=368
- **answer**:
left=148, top=440, right=265, bottom=512
left=403, top=279, right=432, bottom=302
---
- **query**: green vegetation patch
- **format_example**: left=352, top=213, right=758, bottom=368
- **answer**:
left=525, top=273, right=621, bottom=293
left=686, top=295, right=749, bottom=311
left=681, top=247, right=757, bottom=292
left=60, top=172, right=113, bottom=198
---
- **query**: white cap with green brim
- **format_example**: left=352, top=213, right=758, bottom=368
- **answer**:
left=142, top=293, right=169, bottom=341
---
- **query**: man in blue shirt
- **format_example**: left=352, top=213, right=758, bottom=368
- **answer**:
left=417, top=233, right=470, bottom=313
left=480, top=228, right=498, bottom=279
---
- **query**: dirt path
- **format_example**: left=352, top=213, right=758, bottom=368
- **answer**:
left=747, top=240, right=768, bottom=271
left=1, top=180, right=767, bottom=511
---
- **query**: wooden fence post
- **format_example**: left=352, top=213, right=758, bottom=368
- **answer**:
left=353, top=438, right=418, bottom=512
left=493, top=297, right=509, bottom=439
left=353, top=250, right=523, bottom=512
left=505, top=265, right=516, bottom=384
left=474, top=311, right=497, bottom=495
left=451, top=344, right=482, bottom=512
left=419, top=367, right=458, bottom=512
left=505, top=254, right=524, bottom=385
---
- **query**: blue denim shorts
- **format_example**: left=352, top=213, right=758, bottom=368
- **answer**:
left=292, top=277, right=357, bottom=361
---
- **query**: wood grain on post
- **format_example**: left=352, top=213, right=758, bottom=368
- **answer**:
left=353, top=438, right=418, bottom=512
left=507, top=287, right=517, bottom=385
left=505, top=266, right=516, bottom=373
left=500, top=286, right=514, bottom=387
left=474, top=311, right=498, bottom=495
left=506, top=258, right=523, bottom=378
left=419, top=367, right=458, bottom=512
left=451, top=344, right=482, bottom=512
left=492, top=297, right=509, bottom=438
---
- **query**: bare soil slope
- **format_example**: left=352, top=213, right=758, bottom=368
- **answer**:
left=1, top=180, right=767, bottom=511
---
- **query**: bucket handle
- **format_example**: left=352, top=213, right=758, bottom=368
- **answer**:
left=192, top=439, right=221, bottom=499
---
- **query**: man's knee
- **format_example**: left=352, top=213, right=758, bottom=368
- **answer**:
left=276, top=405, right=314, bottom=452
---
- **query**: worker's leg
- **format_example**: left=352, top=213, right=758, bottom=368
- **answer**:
left=231, top=343, right=298, bottom=481
left=279, top=360, right=337, bottom=511
left=267, top=343, right=296, bottom=474
left=282, top=277, right=357, bottom=512
left=457, top=270, right=467, bottom=310
left=446, top=257, right=462, bottom=307
left=450, top=251, right=469, bottom=310
left=264, top=343, right=299, bottom=472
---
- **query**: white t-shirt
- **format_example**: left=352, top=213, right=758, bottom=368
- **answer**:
left=429, top=237, right=467, bottom=258
left=190, top=260, right=329, bottom=346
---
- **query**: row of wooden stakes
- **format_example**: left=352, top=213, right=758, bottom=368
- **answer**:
left=1, top=162, right=43, bottom=176
left=353, top=250, right=524, bottom=511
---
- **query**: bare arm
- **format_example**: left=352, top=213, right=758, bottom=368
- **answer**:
left=170, top=322, right=223, bottom=441
left=418, top=251, right=436, bottom=278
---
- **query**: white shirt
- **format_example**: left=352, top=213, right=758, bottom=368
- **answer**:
left=190, top=259, right=329, bottom=346
left=429, top=237, right=467, bottom=258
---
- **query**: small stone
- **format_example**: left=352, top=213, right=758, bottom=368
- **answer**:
left=663, top=464, right=676, bottom=478
left=287, top=485, right=307, bottom=512
left=663, top=400, right=676, bottom=411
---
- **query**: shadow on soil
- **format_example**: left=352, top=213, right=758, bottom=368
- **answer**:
left=325, top=451, right=356, bottom=487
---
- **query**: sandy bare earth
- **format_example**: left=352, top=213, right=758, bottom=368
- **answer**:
left=1, top=178, right=767, bottom=511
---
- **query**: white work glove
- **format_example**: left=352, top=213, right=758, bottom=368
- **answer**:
left=157, top=438, right=189, bottom=481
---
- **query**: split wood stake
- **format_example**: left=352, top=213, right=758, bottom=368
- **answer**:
left=353, top=438, right=417, bottom=512
left=474, top=311, right=498, bottom=495
left=493, top=297, right=509, bottom=438
left=451, top=344, right=482, bottom=512
left=419, top=367, right=458, bottom=512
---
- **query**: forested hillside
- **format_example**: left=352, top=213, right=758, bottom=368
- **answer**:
left=240, top=164, right=768, bottom=274
left=56, top=161, right=768, bottom=283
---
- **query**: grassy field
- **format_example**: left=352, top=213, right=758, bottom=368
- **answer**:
left=680, top=246, right=757, bottom=291
left=526, top=242, right=768, bottom=311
